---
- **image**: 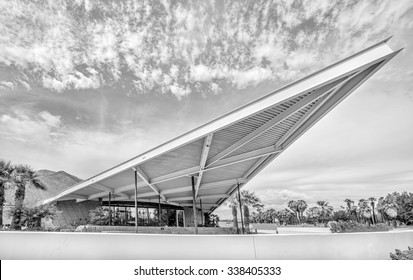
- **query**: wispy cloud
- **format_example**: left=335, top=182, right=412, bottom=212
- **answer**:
left=0, top=109, right=63, bottom=144
left=0, top=81, right=15, bottom=90
left=0, top=108, right=152, bottom=177
left=1, top=0, right=412, bottom=98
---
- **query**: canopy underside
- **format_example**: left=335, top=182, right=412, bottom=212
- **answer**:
left=42, top=39, right=400, bottom=214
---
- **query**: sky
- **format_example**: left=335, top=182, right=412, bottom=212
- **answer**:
left=0, top=0, right=412, bottom=219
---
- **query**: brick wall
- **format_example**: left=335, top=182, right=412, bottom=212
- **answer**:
left=51, top=200, right=100, bottom=227
left=183, top=207, right=203, bottom=227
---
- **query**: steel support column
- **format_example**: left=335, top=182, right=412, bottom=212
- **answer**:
left=200, top=198, right=203, bottom=226
left=158, top=195, right=161, bottom=226
left=134, top=170, right=138, bottom=233
left=124, top=206, right=127, bottom=225
left=108, top=192, right=112, bottom=226
left=191, top=176, right=198, bottom=234
left=176, top=210, right=178, bottom=227
left=146, top=208, right=150, bottom=226
left=237, top=184, right=245, bottom=234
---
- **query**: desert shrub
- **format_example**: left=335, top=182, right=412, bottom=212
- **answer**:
left=390, top=246, right=413, bottom=260
left=89, top=207, right=110, bottom=225
left=329, top=221, right=392, bottom=233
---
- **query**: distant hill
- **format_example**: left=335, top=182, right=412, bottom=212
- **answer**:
left=4, top=169, right=83, bottom=207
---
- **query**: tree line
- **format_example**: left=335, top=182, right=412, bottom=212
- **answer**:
left=229, top=189, right=413, bottom=229
left=0, top=159, right=46, bottom=229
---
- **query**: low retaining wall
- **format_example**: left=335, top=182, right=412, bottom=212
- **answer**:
left=78, top=225, right=234, bottom=234
left=0, top=230, right=412, bottom=259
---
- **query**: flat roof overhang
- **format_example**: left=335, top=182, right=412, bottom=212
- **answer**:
left=41, top=38, right=401, bottom=214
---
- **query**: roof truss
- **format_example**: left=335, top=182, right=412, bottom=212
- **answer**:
left=39, top=39, right=401, bottom=214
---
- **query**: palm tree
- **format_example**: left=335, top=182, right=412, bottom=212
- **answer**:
left=268, top=208, right=277, bottom=223
left=10, top=165, right=46, bottom=230
left=275, top=209, right=293, bottom=226
left=344, top=199, right=354, bottom=212
left=228, top=190, right=263, bottom=233
left=316, top=200, right=334, bottom=225
left=288, top=200, right=300, bottom=224
left=240, top=190, right=262, bottom=232
left=0, top=160, right=14, bottom=226
left=376, top=197, right=386, bottom=223
left=344, top=198, right=358, bottom=222
left=306, top=206, right=320, bottom=225
left=243, top=204, right=250, bottom=232
left=227, top=195, right=239, bottom=232
left=378, top=194, right=398, bottom=227
left=357, top=199, right=372, bottom=225
left=368, top=197, right=377, bottom=224
left=240, top=190, right=263, bottom=209
left=297, top=200, right=308, bottom=224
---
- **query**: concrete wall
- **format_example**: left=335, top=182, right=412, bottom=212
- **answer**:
left=52, top=200, right=100, bottom=227
left=0, top=230, right=412, bottom=259
left=183, top=207, right=203, bottom=226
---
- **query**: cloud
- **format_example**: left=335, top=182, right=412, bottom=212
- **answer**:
left=1, top=0, right=412, bottom=98
left=169, top=83, right=190, bottom=100
left=42, top=70, right=101, bottom=92
left=0, top=81, right=15, bottom=90
left=19, top=80, right=31, bottom=91
left=0, top=107, right=153, bottom=177
left=259, top=189, right=310, bottom=207
left=0, top=110, right=63, bottom=143
left=229, top=67, right=274, bottom=89
left=39, top=111, right=62, bottom=127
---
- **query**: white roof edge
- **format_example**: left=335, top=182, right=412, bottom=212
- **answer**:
left=41, top=38, right=399, bottom=205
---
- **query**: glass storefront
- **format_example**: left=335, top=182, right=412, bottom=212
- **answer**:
left=102, top=206, right=185, bottom=227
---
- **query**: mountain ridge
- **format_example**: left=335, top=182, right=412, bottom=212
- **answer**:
left=4, top=169, right=83, bottom=207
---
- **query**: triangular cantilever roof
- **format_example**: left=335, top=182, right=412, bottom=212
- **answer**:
left=42, top=38, right=401, bottom=214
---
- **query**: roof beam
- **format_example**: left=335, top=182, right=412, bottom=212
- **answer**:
left=90, top=182, right=130, bottom=199
left=276, top=95, right=329, bottom=148
left=161, top=178, right=246, bottom=196
left=195, top=133, right=213, bottom=197
left=114, top=182, right=147, bottom=194
left=180, top=203, right=219, bottom=207
left=210, top=154, right=277, bottom=214
left=205, top=145, right=282, bottom=171
left=137, top=191, right=159, bottom=198
left=98, top=196, right=180, bottom=206
left=103, top=166, right=201, bottom=195
left=278, top=61, right=389, bottom=151
left=276, top=76, right=354, bottom=148
left=103, top=145, right=277, bottom=199
left=134, top=166, right=167, bottom=202
left=115, top=192, right=130, bottom=199
left=90, top=183, right=113, bottom=193
left=205, top=80, right=342, bottom=168
left=151, top=166, right=200, bottom=185
left=88, top=191, right=130, bottom=200
left=209, top=58, right=396, bottom=215
left=198, top=194, right=230, bottom=200
left=168, top=193, right=229, bottom=202
left=65, top=194, right=88, bottom=200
